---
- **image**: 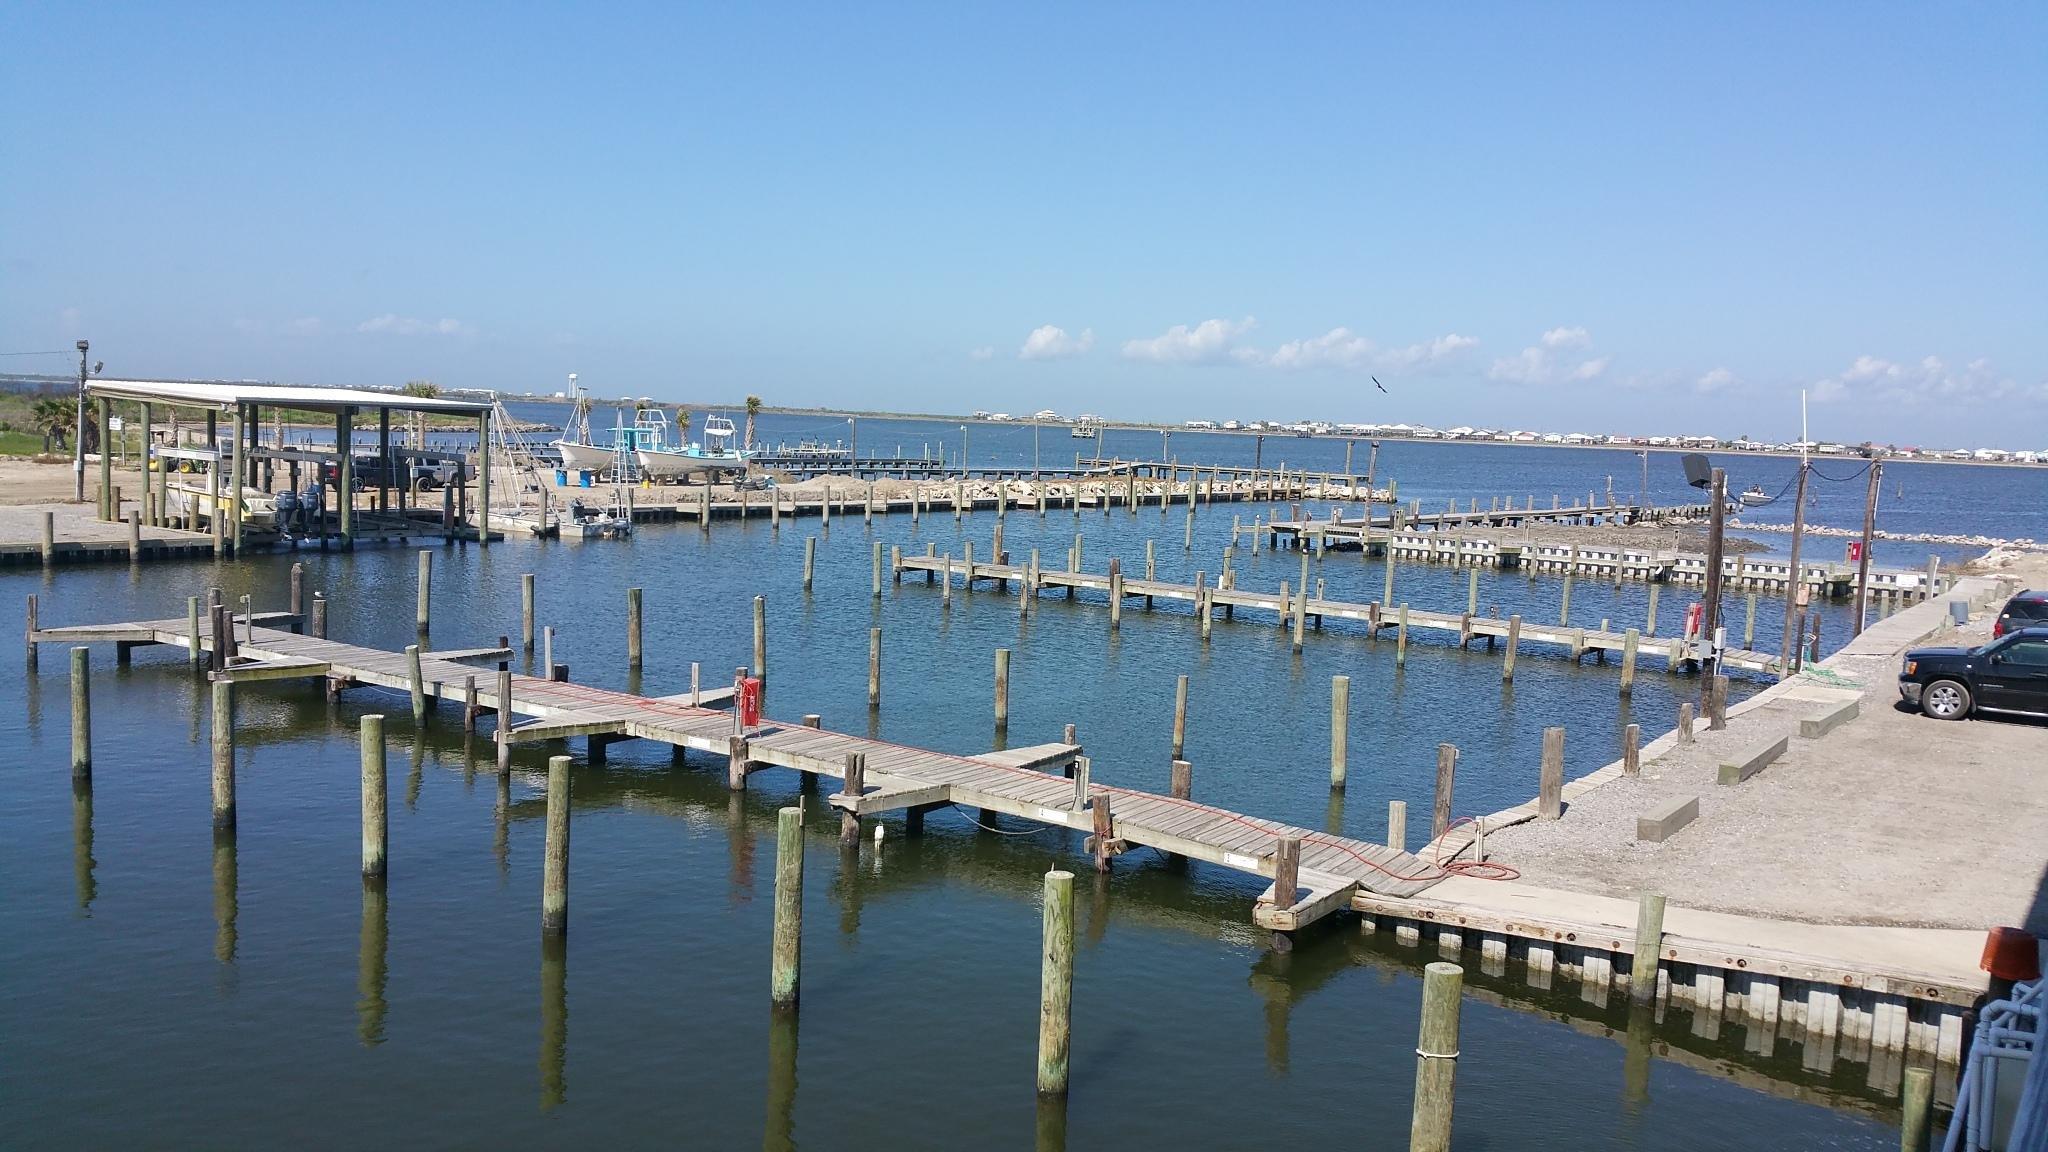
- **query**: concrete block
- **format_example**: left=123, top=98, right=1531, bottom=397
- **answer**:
left=1717, top=735, right=1787, bottom=786
left=1798, top=698, right=1858, bottom=739
left=1637, top=795, right=1699, bottom=843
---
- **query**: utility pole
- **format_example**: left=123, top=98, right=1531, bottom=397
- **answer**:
left=1638, top=450, right=1649, bottom=510
left=1780, top=460, right=1812, bottom=676
left=73, top=340, right=89, bottom=502
left=1699, top=467, right=1726, bottom=688
left=1853, top=460, right=1883, bottom=636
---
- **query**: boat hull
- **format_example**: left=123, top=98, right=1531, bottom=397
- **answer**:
left=635, top=448, right=750, bottom=479
left=554, top=440, right=616, bottom=473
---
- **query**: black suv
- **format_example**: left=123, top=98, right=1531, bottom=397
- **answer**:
left=1994, top=589, right=2048, bottom=639
left=1899, top=626, right=2048, bottom=720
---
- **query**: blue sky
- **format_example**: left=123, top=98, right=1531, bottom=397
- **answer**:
left=3, top=3, right=2042, bottom=444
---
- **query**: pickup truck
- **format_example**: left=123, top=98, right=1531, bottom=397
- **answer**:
left=1898, top=625, right=2048, bottom=720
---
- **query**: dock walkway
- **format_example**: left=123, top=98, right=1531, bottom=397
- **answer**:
left=893, top=550, right=1787, bottom=676
left=33, top=613, right=1444, bottom=934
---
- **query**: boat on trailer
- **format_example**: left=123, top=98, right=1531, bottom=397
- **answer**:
left=552, top=376, right=616, bottom=473
left=633, top=410, right=751, bottom=480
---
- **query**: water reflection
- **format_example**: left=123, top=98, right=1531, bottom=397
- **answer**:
left=406, top=735, right=425, bottom=810
left=1033, top=1095, right=1068, bottom=1152
left=539, top=935, right=568, bottom=1111
left=763, top=1011, right=799, bottom=1152
left=728, top=792, right=756, bottom=907
left=494, top=768, right=511, bottom=881
left=26, top=662, right=43, bottom=731
left=1323, top=791, right=1344, bottom=837
left=68, top=777, right=97, bottom=911
left=211, top=830, right=238, bottom=970
left=1623, top=1004, right=1654, bottom=1109
left=357, top=878, right=388, bottom=1046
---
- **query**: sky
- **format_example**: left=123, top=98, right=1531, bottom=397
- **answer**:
left=3, top=2, right=2044, bottom=446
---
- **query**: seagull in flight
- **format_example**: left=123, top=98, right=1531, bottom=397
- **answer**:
left=1372, top=375, right=1389, bottom=394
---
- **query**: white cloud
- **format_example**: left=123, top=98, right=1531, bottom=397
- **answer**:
left=1695, top=367, right=1737, bottom=393
left=289, top=317, right=324, bottom=335
left=357, top=314, right=469, bottom=336
left=968, top=346, right=995, bottom=361
left=1810, top=354, right=2022, bottom=406
left=1018, top=325, right=1094, bottom=361
left=1122, top=317, right=1257, bottom=364
left=1489, top=326, right=1607, bottom=385
left=1260, top=328, right=1478, bottom=372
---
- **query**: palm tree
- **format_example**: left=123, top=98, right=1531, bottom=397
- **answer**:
left=677, top=409, right=692, bottom=442
left=32, top=396, right=73, bottom=454
left=402, top=380, right=440, bottom=446
left=744, top=395, right=762, bottom=449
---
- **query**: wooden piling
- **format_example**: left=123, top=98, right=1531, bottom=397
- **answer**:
left=838, top=752, right=865, bottom=846
left=1409, top=961, right=1464, bottom=1152
left=771, top=805, right=804, bottom=1008
left=42, top=509, right=55, bottom=564
left=1172, top=674, right=1189, bottom=760
left=1678, top=702, right=1695, bottom=744
left=311, top=592, right=327, bottom=640
left=361, top=714, right=387, bottom=877
left=1396, top=603, right=1410, bottom=667
left=803, top=537, right=816, bottom=591
left=1707, top=674, right=1728, bottom=730
left=1108, top=561, right=1123, bottom=631
left=1538, top=727, right=1564, bottom=819
left=1630, top=892, right=1664, bottom=1004
left=1170, top=759, right=1191, bottom=799
left=1901, top=1067, right=1933, bottom=1151
left=463, top=675, right=478, bottom=732
left=1272, top=837, right=1300, bottom=912
left=1466, top=568, right=1478, bottom=616
left=1090, top=794, right=1114, bottom=872
left=754, top=595, right=768, bottom=682
left=211, top=681, right=236, bottom=831
left=626, top=587, right=643, bottom=668
left=70, top=647, right=91, bottom=780
left=496, top=668, right=514, bottom=773
left=1037, top=869, right=1075, bottom=1098
left=405, top=644, right=427, bottom=724
left=1330, top=675, right=1350, bottom=790
left=994, top=648, right=1011, bottom=730
left=1433, top=743, right=1457, bottom=838
left=25, top=593, right=38, bottom=671
left=521, top=573, right=536, bottom=649
left=1623, top=724, right=1641, bottom=778
left=542, top=754, right=570, bottom=935
left=415, top=550, right=432, bottom=633
left=1646, top=583, right=1660, bottom=636
left=868, top=627, right=882, bottom=706
left=1620, top=628, right=1639, bottom=696
left=872, top=541, right=883, bottom=599
left=1388, top=800, right=1407, bottom=851
left=1559, top=573, right=1573, bottom=625
left=1503, top=615, right=1522, bottom=681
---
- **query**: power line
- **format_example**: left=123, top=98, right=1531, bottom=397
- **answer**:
left=0, top=350, right=75, bottom=357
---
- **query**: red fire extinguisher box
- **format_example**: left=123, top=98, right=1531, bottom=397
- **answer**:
left=739, top=677, right=763, bottom=727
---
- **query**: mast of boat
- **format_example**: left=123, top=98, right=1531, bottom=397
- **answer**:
left=1779, top=392, right=1812, bottom=676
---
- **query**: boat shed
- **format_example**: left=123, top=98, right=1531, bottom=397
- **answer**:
left=83, top=378, right=495, bottom=553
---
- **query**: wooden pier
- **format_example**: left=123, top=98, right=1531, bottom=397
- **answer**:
left=892, top=551, right=1790, bottom=677
left=31, top=610, right=1444, bottom=936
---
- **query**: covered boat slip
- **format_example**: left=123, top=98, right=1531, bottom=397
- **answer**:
left=84, top=379, right=498, bottom=553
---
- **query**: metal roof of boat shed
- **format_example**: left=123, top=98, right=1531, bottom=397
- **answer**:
left=85, top=378, right=493, bottom=415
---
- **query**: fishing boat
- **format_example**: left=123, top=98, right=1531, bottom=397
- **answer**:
left=551, top=375, right=616, bottom=473
left=1738, top=484, right=1776, bottom=508
left=1070, top=417, right=1100, bottom=440
left=164, top=476, right=281, bottom=531
left=634, top=410, right=750, bottom=480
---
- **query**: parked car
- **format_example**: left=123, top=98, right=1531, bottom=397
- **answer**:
left=1898, top=626, right=2048, bottom=720
left=1993, top=589, right=2048, bottom=638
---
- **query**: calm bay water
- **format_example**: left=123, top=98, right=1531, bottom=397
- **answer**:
left=1, top=423, right=1995, bottom=1148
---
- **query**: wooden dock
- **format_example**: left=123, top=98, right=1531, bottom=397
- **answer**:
left=892, top=550, right=1788, bottom=676
left=32, top=612, right=1445, bottom=935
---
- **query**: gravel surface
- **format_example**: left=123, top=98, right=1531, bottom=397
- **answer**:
left=1486, top=588, right=2048, bottom=931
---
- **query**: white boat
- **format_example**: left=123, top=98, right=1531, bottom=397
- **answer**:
left=551, top=375, right=616, bottom=473
left=165, top=478, right=280, bottom=531
left=1070, top=419, right=1099, bottom=440
left=1738, top=484, right=1776, bottom=508
left=633, top=410, right=751, bottom=479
